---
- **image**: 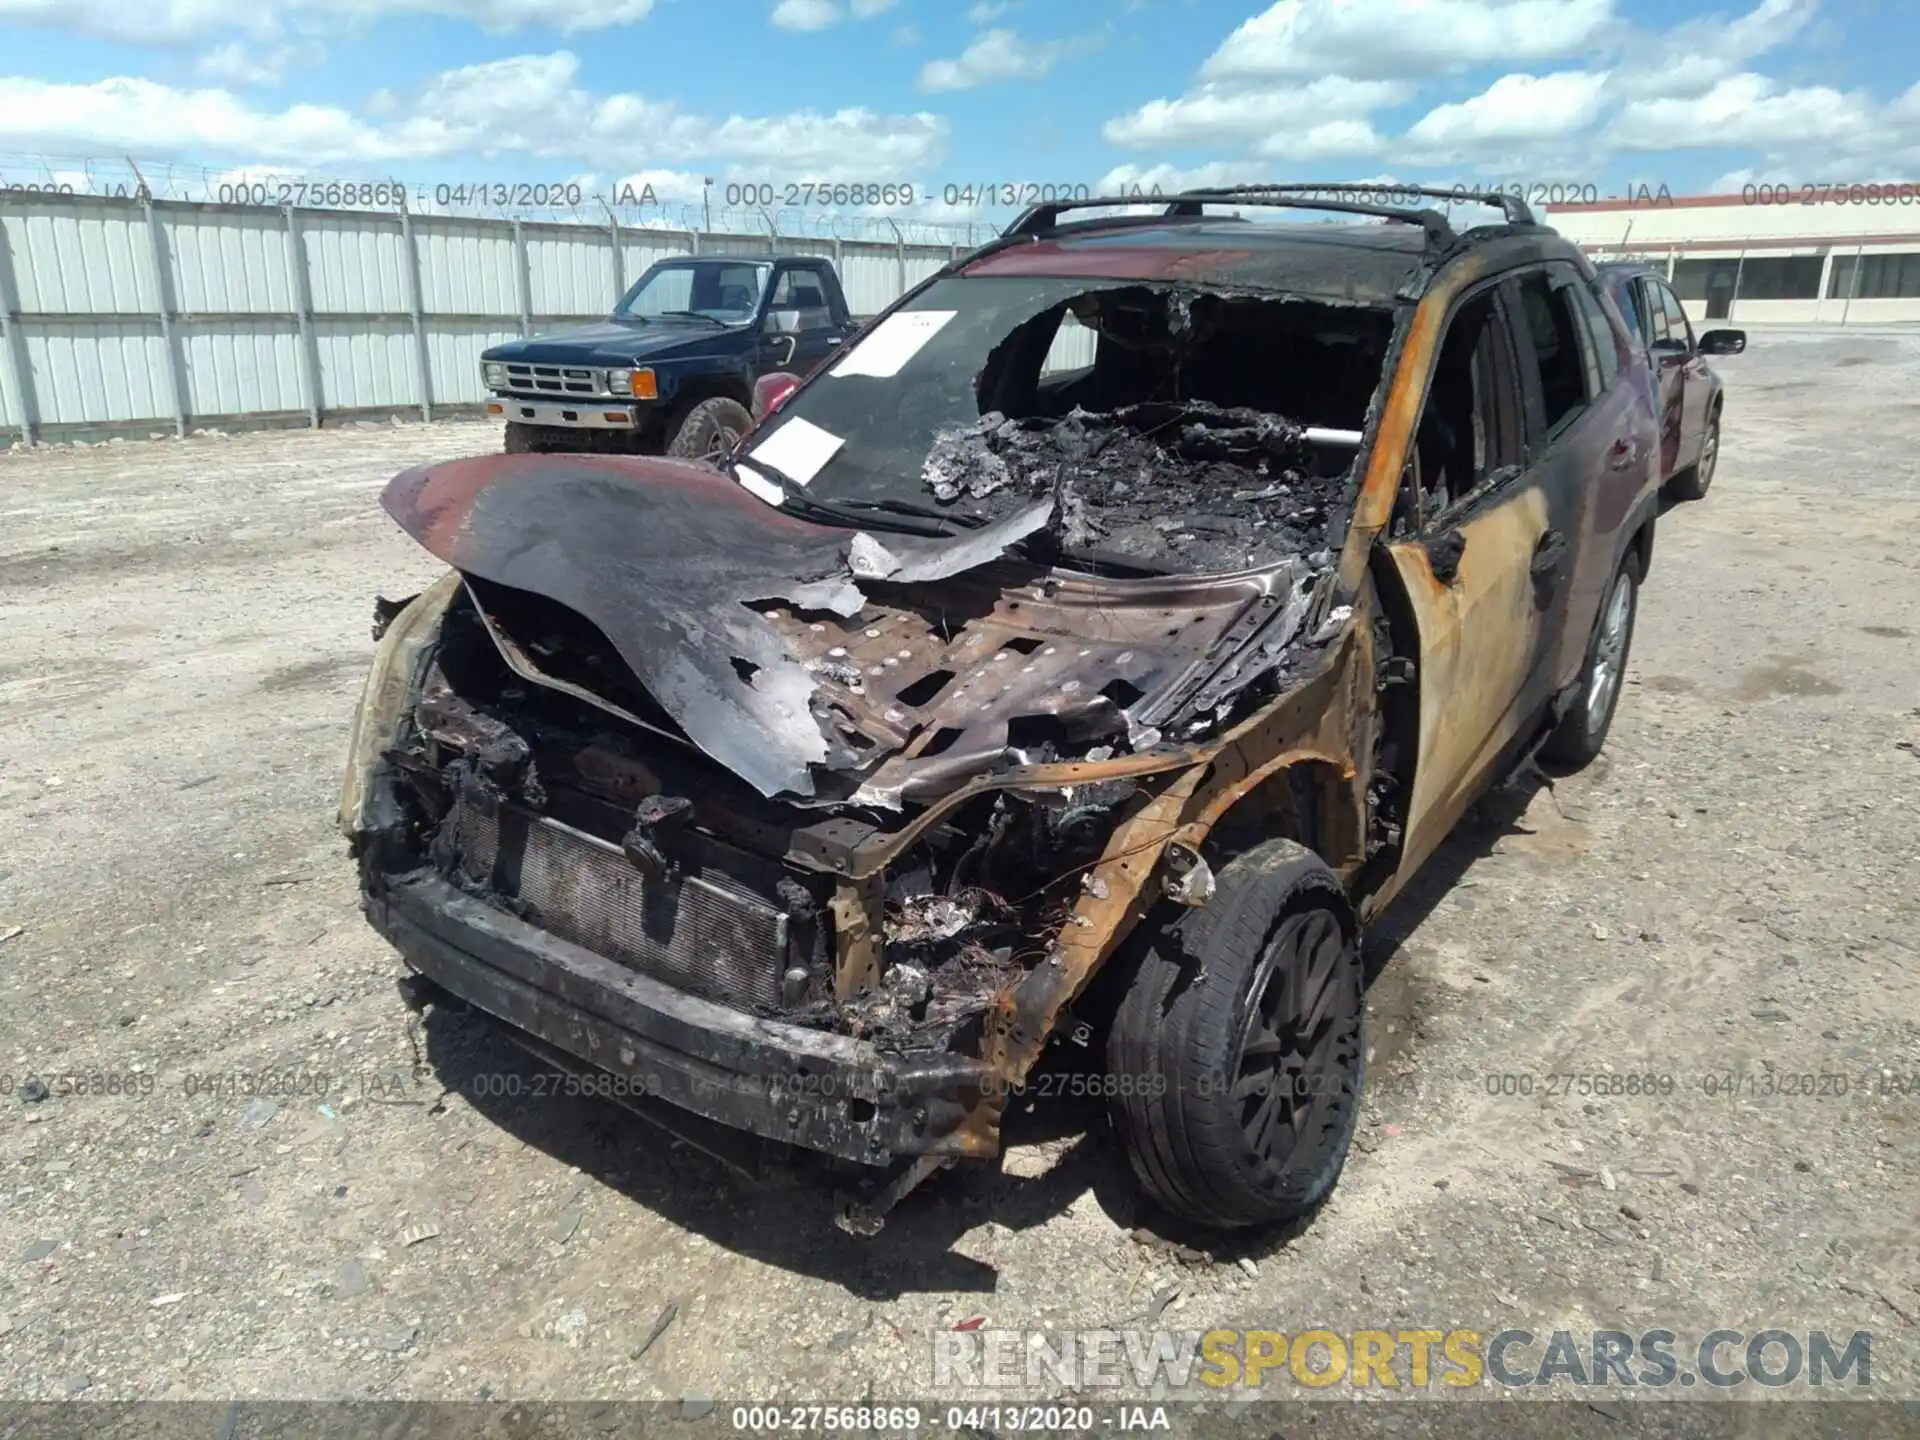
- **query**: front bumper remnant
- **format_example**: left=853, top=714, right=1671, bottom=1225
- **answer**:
left=486, top=397, right=641, bottom=430
left=365, top=873, right=1000, bottom=1169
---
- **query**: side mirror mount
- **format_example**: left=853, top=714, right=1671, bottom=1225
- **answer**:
left=752, top=372, right=801, bottom=422
left=1698, top=328, right=1747, bottom=356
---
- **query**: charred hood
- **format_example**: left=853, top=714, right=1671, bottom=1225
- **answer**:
left=382, top=451, right=1337, bottom=809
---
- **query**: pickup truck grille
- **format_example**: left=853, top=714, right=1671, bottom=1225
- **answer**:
left=502, top=363, right=609, bottom=398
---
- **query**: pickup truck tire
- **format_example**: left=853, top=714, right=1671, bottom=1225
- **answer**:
left=1106, top=839, right=1364, bottom=1229
left=667, top=397, right=752, bottom=461
left=1541, top=553, right=1640, bottom=768
left=503, top=422, right=547, bottom=455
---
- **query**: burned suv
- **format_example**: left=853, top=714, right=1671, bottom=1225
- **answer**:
left=341, top=187, right=1662, bottom=1233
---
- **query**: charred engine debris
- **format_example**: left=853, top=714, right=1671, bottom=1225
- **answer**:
left=924, top=401, right=1343, bottom=574
left=829, top=779, right=1140, bottom=1048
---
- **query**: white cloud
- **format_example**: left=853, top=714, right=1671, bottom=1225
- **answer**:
left=769, top=0, right=892, bottom=29
left=0, top=53, right=951, bottom=174
left=1610, top=72, right=1874, bottom=154
left=770, top=0, right=838, bottom=29
left=1201, top=0, right=1614, bottom=82
left=1104, top=76, right=1406, bottom=150
left=195, top=41, right=312, bottom=87
left=0, top=0, right=655, bottom=43
left=1406, top=71, right=1611, bottom=151
left=918, top=28, right=1094, bottom=92
left=1611, top=0, right=1817, bottom=101
left=966, top=0, right=1013, bottom=18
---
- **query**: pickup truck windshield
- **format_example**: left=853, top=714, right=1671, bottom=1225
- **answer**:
left=739, top=274, right=1393, bottom=574
left=615, top=260, right=770, bottom=323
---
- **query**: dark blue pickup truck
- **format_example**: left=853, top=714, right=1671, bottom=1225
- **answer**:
left=480, top=255, right=860, bottom=457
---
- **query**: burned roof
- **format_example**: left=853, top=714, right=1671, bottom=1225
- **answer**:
left=961, top=220, right=1432, bottom=307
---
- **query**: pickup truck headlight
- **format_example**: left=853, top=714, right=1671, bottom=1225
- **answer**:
left=482, top=362, right=507, bottom=388
left=606, top=367, right=657, bottom=400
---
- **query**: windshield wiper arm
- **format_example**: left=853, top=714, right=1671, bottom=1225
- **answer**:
left=729, top=459, right=960, bottom=539
left=829, top=497, right=986, bottom=529
left=659, top=309, right=729, bottom=326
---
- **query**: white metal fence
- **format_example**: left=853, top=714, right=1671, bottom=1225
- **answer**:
left=0, top=194, right=979, bottom=446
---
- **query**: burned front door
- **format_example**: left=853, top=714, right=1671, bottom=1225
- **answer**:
left=1384, top=280, right=1554, bottom=877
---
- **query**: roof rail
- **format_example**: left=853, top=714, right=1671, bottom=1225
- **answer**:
left=1003, top=190, right=1457, bottom=247
left=1196, top=183, right=1537, bottom=226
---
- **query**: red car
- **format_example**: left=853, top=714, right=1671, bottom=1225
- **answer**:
left=1595, top=262, right=1744, bottom=500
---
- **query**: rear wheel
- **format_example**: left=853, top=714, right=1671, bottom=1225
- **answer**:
left=1107, top=839, right=1364, bottom=1229
left=1669, top=411, right=1719, bottom=500
left=1542, top=554, right=1639, bottom=768
left=667, top=397, right=751, bottom=461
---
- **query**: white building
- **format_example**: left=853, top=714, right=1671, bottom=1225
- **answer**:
left=1542, top=188, right=1920, bottom=326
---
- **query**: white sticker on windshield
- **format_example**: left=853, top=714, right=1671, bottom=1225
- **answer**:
left=829, top=310, right=957, bottom=379
left=745, top=415, right=845, bottom=487
left=733, top=462, right=784, bottom=506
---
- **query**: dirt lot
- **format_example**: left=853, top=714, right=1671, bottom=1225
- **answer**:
left=0, top=333, right=1916, bottom=1427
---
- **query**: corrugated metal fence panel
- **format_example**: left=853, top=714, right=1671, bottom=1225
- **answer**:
left=1, top=197, right=974, bottom=438
left=7, top=203, right=156, bottom=313
left=838, top=244, right=905, bottom=317
left=179, top=319, right=306, bottom=415
left=524, top=225, right=616, bottom=318
left=313, top=320, right=416, bottom=411
left=1042, top=314, right=1096, bottom=374
left=620, top=233, right=694, bottom=288
left=22, top=321, right=171, bottom=425
left=415, top=218, right=519, bottom=319
left=0, top=352, right=14, bottom=430
left=165, top=209, right=292, bottom=314
left=304, top=214, right=410, bottom=316
left=428, top=322, right=522, bottom=405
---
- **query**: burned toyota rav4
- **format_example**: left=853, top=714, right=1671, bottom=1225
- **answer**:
left=341, top=188, right=1663, bottom=1232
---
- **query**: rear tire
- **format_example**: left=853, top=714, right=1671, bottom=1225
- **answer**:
left=1107, top=839, right=1364, bottom=1229
left=667, top=397, right=751, bottom=461
left=1668, top=411, right=1719, bottom=501
left=1541, top=554, right=1640, bottom=769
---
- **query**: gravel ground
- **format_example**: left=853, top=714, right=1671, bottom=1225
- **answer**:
left=0, top=335, right=1915, bottom=1431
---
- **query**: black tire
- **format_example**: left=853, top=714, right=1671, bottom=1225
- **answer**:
left=666, top=397, right=751, bottom=461
left=1107, top=839, right=1364, bottom=1229
left=1541, top=553, right=1640, bottom=768
left=1668, top=409, right=1719, bottom=501
left=504, top=421, right=545, bottom=454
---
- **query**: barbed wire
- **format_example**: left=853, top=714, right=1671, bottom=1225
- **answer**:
left=0, top=152, right=1006, bottom=246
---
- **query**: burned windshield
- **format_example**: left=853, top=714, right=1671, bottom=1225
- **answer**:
left=738, top=275, right=1396, bottom=573
left=615, top=259, right=770, bottom=323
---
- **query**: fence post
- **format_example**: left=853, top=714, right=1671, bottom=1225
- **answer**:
left=0, top=209, right=39, bottom=446
left=282, top=205, right=322, bottom=428
left=886, top=218, right=905, bottom=300
left=688, top=228, right=702, bottom=256
left=511, top=219, right=533, bottom=338
left=1841, top=243, right=1864, bottom=326
left=604, top=206, right=625, bottom=298
left=141, top=195, right=189, bottom=438
left=398, top=207, right=433, bottom=422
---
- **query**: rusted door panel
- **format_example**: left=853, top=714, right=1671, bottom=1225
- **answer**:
left=1388, top=480, right=1552, bottom=876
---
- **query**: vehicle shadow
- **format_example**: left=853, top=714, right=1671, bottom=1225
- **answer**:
left=414, top=993, right=1139, bottom=1299
left=409, top=769, right=1550, bottom=1292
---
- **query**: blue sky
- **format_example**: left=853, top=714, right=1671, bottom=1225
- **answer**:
left=0, top=0, right=1916, bottom=236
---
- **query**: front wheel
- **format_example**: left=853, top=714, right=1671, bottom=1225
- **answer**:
left=1106, top=839, right=1364, bottom=1229
left=504, top=421, right=545, bottom=454
left=1668, top=412, right=1719, bottom=501
left=666, top=397, right=751, bottom=461
left=1541, top=555, right=1640, bottom=768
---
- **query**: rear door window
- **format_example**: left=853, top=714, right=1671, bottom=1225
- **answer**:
left=1567, top=279, right=1621, bottom=391
left=1512, top=270, right=1595, bottom=441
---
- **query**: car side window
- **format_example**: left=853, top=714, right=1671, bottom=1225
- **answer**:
left=1398, top=285, right=1525, bottom=533
left=1642, top=280, right=1671, bottom=345
left=1567, top=279, right=1621, bottom=392
left=1654, top=281, right=1694, bottom=349
left=1612, top=279, right=1645, bottom=348
left=1512, top=270, right=1594, bottom=441
left=768, top=268, right=835, bottom=332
